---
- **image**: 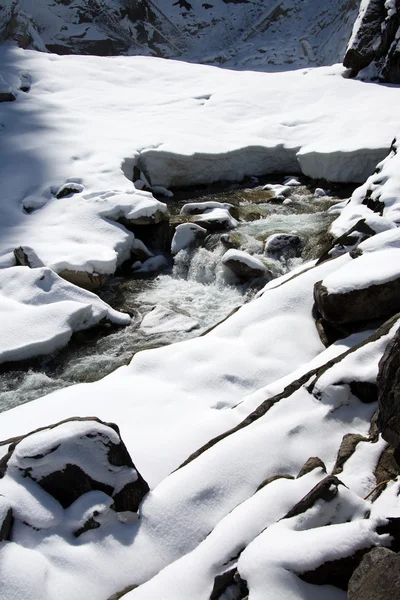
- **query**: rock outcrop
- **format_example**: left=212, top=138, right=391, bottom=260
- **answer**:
left=344, top=0, right=400, bottom=82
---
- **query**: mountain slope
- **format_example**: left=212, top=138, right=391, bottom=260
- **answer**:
left=0, top=0, right=359, bottom=70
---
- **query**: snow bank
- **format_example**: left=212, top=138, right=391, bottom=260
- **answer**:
left=0, top=266, right=129, bottom=363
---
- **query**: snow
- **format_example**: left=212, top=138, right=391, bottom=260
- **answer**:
left=180, top=201, right=234, bottom=216
left=321, top=228, right=400, bottom=293
left=0, top=266, right=129, bottom=363
left=222, top=249, right=267, bottom=274
left=171, top=223, right=207, bottom=255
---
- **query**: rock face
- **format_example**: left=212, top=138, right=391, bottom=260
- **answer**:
left=348, top=547, right=400, bottom=600
left=0, top=417, right=149, bottom=514
left=377, top=326, right=400, bottom=462
left=344, top=0, right=400, bottom=82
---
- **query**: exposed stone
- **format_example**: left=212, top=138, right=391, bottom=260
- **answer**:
left=297, top=456, right=326, bottom=478
left=171, top=223, right=207, bottom=254
left=256, top=473, right=294, bottom=492
left=332, top=433, right=368, bottom=475
left=107, top=585, right=138, bottom=600
left=59, top=269, right=108, bottom=291
left=0, top=417, right=149, bottom=514
left=55, top=183, right=84, bottom=199
left=264, top=233, right=304, bottom=259
left=284, top=475, right=341, bottom=520
left=0, top=92, right=16, bottom=102
left=348, top=547, right=400, bottom=600
left=222, top=249, right=266, bottom=278
left=314, top=278, right=400, bottom=324
left=343, top=0, right=400, bottom=83
left=210, top=567, right=249, bottom=600
left=299, top=547, right=372, bottom=591
left=377, top=326, right=400, bottom=462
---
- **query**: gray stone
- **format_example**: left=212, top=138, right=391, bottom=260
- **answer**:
left=348, top=547, right=400, bottom=600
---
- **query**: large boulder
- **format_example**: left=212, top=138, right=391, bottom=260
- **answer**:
left=222, top=249, right=267, bottom=279
left=348, top=547, right=400, bottom=600
left=0, top=417, right=149, bottom=515
left=264, top=233, right=304, bottom=259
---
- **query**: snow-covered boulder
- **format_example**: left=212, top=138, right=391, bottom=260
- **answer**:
left=222, top=249, right=267, bottom=278
left=132, top=255, right=169, bottom=274
left=264, top=234, right=305, bottom=259
left=0, top=417, right=149, bottom=518
left=180, top=201, right=235, bottom=217
left=191, top=208, right=238, bottom=232
left=314, top=230, right=400, bottom=326
left=171, top=223, right=207, bottom=255
left=0, top=266, right=130, bottom=364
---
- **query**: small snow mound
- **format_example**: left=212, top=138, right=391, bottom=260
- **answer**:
left=171, top=223, right=207, bottom=255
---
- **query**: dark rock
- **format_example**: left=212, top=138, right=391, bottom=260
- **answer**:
left=316, top=218, right=375, bottom=264
left=343, top=0, right=400, bottom=83
left=264, top=234, right=304, bottom=259
left=348, top=547, right=400, bottom=600
left=284, top=475, right=341, bottom=520
left=0, top=417, right=149, bottom=514
left=299, top=546, right=372, bottom=591
left=297, top=456, right=326, bottom=478
left=55, top=183, right=83, bottom=199
left=350, top=381, right=378, bottom=404
left=0, top=92, right=16, bottom=102
left=377, top=326, right=400, bottom=462
left=14, top=246, right=31, bottom=267
left=210, top=567, right=249, bottom=600
left=256, top=473, right=294, bottom=492
left=314, top=277, right=400, bottom=325
left=332, top=433, right=367, bottom=475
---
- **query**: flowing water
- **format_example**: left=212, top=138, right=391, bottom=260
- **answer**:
left=0, top=177, right=353, bottom=411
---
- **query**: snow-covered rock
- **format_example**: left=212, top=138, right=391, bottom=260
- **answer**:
left=222, top=249, right=267, bottom=278
left=171, top=223, right=207, bottom=255
left=264, top=233, right=305, bottom=259
left=0, top=266, right=130, bottom=364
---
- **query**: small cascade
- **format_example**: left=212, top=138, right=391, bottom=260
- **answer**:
left=0, top=176, right=354, bottom=411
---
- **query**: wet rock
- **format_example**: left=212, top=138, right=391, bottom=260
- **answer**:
left=59, top=269, right=107, bottom=291
left=131, top=238, right=154, bottom=262
left=180, top=201, right=234, bottom=217
left=313, top=277, right=400, bottom=325
left=220, top=232, right=242, bottom=249
left=171, top=223, right=207, bottom=255
left=348, top=547, right=400, bottom=600
left=377, top=326, right=400, bottom=462
left=264, top=233, right=304, bottom=259
left=0, top=417, right=149, bottom=514
left=222, top=249, right=266, bottom=278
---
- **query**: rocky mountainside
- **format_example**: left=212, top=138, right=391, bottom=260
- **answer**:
left=0, top=0, right=359, bottom=70
left=344, top=0, right=400, bottom=82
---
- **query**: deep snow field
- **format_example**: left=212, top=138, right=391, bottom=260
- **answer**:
left=1, top=8, right=400, bottom=599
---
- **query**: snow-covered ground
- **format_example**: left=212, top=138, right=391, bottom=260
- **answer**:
left=0, top=14, right=400, bottom=599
